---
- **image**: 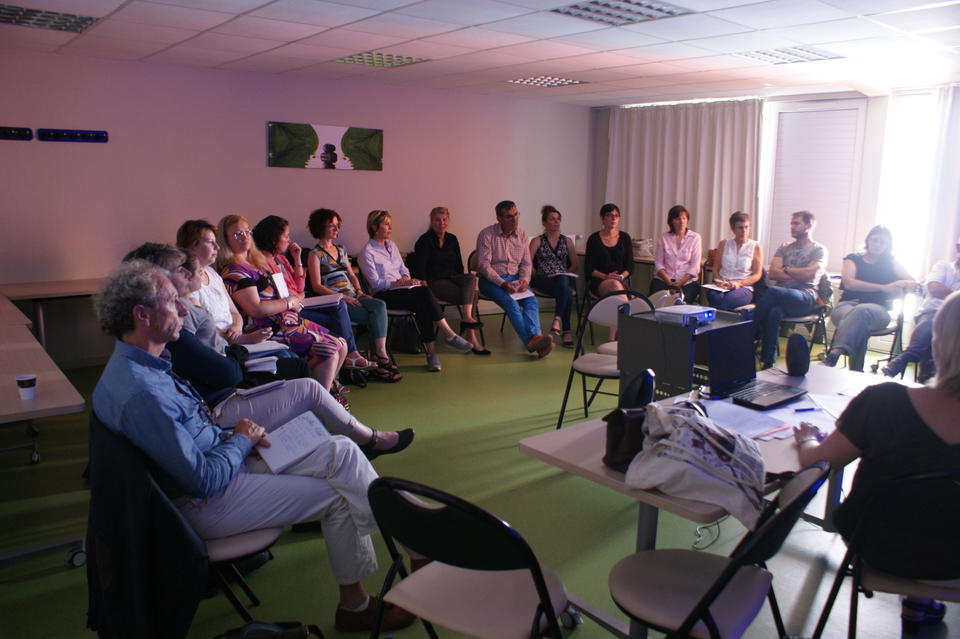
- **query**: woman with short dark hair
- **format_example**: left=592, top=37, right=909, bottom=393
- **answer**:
left=651, top=204, right=701, bottom=303
left=706, top=211, right=763, bottom=311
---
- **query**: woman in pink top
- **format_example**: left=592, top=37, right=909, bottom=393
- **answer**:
left=651, top=205, right=702, bottom=304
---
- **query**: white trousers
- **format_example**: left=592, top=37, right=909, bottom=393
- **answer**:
left=180, top=379, right=379, bottom=584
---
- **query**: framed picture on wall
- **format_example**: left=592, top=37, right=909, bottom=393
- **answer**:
left=267, top=121, right=383, bottom=170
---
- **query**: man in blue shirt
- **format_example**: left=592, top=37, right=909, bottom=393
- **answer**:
left=92, top=260, right=414, bottom=632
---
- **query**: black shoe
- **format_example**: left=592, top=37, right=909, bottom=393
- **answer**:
left=361, top=428, right=415, bottom=461
left=471, top=347, right=491, bottom=355
left=759, top=362, right=774, bottom=371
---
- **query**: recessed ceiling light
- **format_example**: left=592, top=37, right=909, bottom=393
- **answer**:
left=508, top=75, right=588, bottom=87
left=0, top=3, right=97, bottom=33
left=733, top=46, right=842, bottom=65
left=334, top=52, right=428, bottom=68
left=552, top=0, right=691, bottom=27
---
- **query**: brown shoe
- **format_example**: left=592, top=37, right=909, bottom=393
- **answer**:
left=526, top=333, right=554, bottom=359
left=334, top=596, right=417, bottom=633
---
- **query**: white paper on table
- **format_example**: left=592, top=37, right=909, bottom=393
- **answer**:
left=700, top=398, right=786, bottom=439
left=271, top=272, right=290, bottom=299
left=510, top=289, right=535, bottom=301
left=256, top=411, right=331, bottom=474
left=809, top=392, right=852, bottom=420
left=763, top=396, right=838, bottom=435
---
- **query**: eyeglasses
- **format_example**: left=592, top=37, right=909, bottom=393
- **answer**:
left=498, top=213, right=519, bottom=220
left=232, top=230, right=252, bottom=240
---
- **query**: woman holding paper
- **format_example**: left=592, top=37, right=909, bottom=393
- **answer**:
left=651, top=204, right=702, bottom=303
left=218, top=214, right=348, bottom=400
left=359, top=210, right=472, bottom=372
left=530, top=205, right=579, bottom=348
left=796, top=291, right=960, bottom=631
left=307, top=208, right=400, bottom=382
left=705, top=211, right=763, bottom=311
left=251, top=215, right=377, bottom=373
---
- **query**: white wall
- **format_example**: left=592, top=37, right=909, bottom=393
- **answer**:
left=0, top=51, right=593, bottom=283
left=0, top=51, right=592, bottom=365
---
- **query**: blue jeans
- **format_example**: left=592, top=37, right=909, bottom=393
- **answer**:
left=706, top=286, right=754, bottom=311
left=345, top=296, right=388, bottom=340
left=531, top=273, right=575, bottom=331
left=753, top=286, right=816, bottom=365
left=478, top=274, right=542, bottom=347
left=300, top=299, right=358, bottom=353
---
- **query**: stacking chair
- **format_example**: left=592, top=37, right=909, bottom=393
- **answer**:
left=608, top=462, right=830, bottom=639
left=367, top=477, right=570, bottom=639
left=466, top=249, right=504, bottom=337
left=86, top=414, right=283, bottom=637
left=779, top=273, right=834, bottom=355
left=812, top=469, right=960, bottom=639
left=556, top=290, right=654, bottom=429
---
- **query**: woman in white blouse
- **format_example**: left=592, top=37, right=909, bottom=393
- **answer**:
left=651, top=205, right=702, bottom=303
left=175, top=219, right=270, bottom=346
left=358, top=210, right=472, bottom=372
left=706, top=211, right=764, bottom=310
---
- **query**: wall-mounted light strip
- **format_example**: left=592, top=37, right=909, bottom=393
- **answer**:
left=37, top=129, right=108, bottom=142
left=0, top=126, right=32, bottom=140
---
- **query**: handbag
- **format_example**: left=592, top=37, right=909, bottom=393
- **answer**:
left=625, top=403, right=766, bottom=529
left=602, top=369, right=657, bottom=473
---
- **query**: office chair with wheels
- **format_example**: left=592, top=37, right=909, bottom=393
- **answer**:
left=609, top=462, right=829, bottom=639
left=556, top=290, right=654, bottom=429
left=366, top=476, right=570, bottom=639
left=812, top=470, right=960, bottom=639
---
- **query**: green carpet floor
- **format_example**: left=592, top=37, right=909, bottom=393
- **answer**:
left=0, top=312, right=950, bottom=639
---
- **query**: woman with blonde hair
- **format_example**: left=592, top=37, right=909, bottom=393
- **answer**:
left=217, top=214, right=349, bottom=404
left=796, top=291, right=960, bottom=631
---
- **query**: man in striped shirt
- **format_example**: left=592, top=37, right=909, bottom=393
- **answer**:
left=476, top=200, right=554, bottom=358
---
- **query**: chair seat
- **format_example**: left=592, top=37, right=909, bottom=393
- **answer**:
left=384, top=562, right=568, bottom=639
left=609, top=549, right=772, bottom=639
left=861, top=564, right=960, bottom=602
left=572, top=353, right=619, bottom=377
left=596, top=341, right=618, bottom=356
left=781, top=314, right=819, bottom=323
left=387, top=309, right=414, bottom=316
left=205, top=528, right=283, bottom=563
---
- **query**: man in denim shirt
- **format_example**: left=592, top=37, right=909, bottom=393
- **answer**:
left=91, top=260, right=414, bottom=632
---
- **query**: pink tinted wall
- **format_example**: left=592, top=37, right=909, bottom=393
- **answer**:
left=0, top=51, right=592, bottom=284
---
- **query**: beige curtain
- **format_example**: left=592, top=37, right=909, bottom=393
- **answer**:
left=604, top=98, right=762, bottom=258
left=925, top=84, right=960, bottom=271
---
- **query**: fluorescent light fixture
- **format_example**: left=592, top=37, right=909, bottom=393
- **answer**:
left=334, top=52, right=428, bottom=68
left=508, top=75, right=588, bottom=87
left=733, top=46, right=842, bottom=65
left=0, top=3, right=97, bottom=32
left=621, top=96, right=758, bottom=108
left=552, top=0, right=691, bottom=27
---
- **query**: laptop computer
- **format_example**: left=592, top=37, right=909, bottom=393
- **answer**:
left=704, top=321, right=807, bottom=410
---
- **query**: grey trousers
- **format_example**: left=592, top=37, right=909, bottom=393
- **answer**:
left=829, top=301, right=891, bottom=372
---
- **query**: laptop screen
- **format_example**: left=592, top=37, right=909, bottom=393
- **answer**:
left=705, top=321, right=757, bottom=396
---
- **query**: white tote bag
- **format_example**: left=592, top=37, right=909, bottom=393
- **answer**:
left=624, top=403, right=766, bottom=529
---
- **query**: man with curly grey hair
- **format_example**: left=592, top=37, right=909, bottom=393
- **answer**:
left=91, top=260, right=415, bottom=632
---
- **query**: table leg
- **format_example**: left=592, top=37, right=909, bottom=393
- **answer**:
left=799, top=467, right=843, bottom=532
left=32, top=300, right=46, bottom=349
left=629, top=502, right=660, bottom=639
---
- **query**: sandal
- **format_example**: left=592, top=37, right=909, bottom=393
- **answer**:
left=902, top=599, right=946, bottom=633
left=562, top=331, right=574, bottom=348
left=344, top=353, right=378, bottom=370
left=331, top=384, right=351, bottom=411
left=369, top=366, right=402, bottom=383
left=550, top=317, right=562, bottom=335
left=375, top=355, right=399, bottom=373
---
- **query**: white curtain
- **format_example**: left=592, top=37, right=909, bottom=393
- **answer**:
left=604, top=98, right=762, bottom=256
left=924, top=84, right=960, bottom=268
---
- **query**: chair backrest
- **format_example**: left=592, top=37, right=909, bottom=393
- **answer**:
left=844, top=469, right=960, bottom=579
left=466, top=249, right=478, bottom=274
left=586, top=290, right=655, bottom=328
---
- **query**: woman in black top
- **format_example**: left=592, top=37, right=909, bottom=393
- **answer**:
left=411, top=207, right=486, bottom=354
left=585, top=203, right=633, bottom=297
left=821, top=225, right=916, bottom=371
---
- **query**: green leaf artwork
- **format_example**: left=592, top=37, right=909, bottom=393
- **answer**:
left=266, top=121, right=383, bottom=171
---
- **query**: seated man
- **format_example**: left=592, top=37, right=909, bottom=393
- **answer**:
left=91, top=260, right=415, bottom=632
left=753, top=210, right=827, bottom=369
left=883, top=237, right=960, bottom=382
left=476, top=200, right=553, bottom=358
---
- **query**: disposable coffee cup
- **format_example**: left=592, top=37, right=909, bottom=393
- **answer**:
left=16, top=374, right=37, bottom=401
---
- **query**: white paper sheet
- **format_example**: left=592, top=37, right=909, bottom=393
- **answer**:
left=257, top=411, right=331, bottom=474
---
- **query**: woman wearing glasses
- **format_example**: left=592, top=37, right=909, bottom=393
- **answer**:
left=217, top=214, right=349, bottom=402
left=359, top=210, right=472, bottom=372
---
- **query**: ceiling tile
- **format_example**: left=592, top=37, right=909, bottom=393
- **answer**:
left=147, top=0, right=270, bottom=11
left=147, top=44, right=245, bottom=64
left=675, top=0, right=764, bottom=9
left=11, top=0, right=125, bottom=17
left=550, top=27, right=664, bottom=50
left=299, top=28, right=407, bottom=50
left=684, top=30, right=796, bottom=54
left=493, top=39, right=596, bottom=60
left=61, top=34, right=173, bottom=57
left=372, top=39, right=477, bottom=59
left=419, top=27, right=535, bottom=49
left=212, top=16, right=327, bottom=40
left=220, top=53, right=320, bottom=72
left=483, top=12, right=606, bottom=38
left=765, top=17, right=896, bottom=45
left=396, top=0, right=532, bottom=25
left=623, top=13, right=754, bottom=41
left=616, top=41, right=719, bottom=61
left=187, top=32, right=282, bottom=54
left=265, top=42, right=354, bottom=61
left=823, top=34, right=928, bottom=56
left=109, top=1, right=235, bottom=29
left=710, top=0, right=852, bottom=31
left=249, top=0, right=378, bottom=27
left=0, top=23, right=76, bottom=50
left=316, top=0, right=414, bottom=8
left=439, top=50, right=526, bottom=69
left=496, top=1, right=571, bottom=9
left=282, top=60, right=380, bottom=76
left=346, top=13, right=462, bottom=39
left=819, top=0, right=945, bottom=16
left=86, top=17, right=198, bottom=44
left=556, top=50, right=651, bottom=69
left=923, top=27, right=960, bottom=47
left=869, top=4, right=960, bottom=33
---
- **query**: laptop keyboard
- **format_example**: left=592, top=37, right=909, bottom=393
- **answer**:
left=731, top=380, right=790, bottom=401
